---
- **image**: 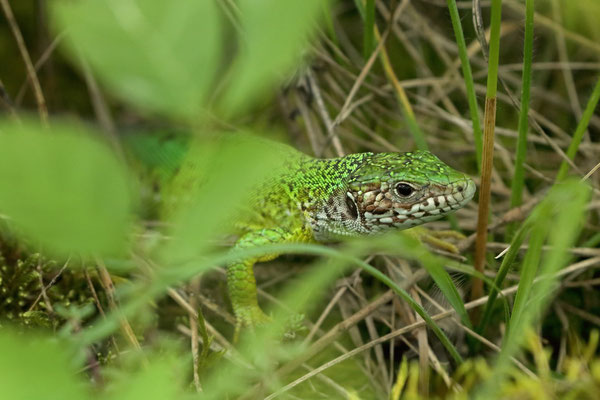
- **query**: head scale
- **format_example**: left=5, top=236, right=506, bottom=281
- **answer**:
left=312, top=151, right=475, bottom=240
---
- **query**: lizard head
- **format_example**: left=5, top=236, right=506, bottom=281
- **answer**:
left=313, top=151, right=475, bottom=239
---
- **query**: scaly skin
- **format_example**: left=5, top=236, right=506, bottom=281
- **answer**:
left=128, top=135, right=476, bottom=337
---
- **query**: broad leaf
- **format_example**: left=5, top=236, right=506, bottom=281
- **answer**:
left=0, top=330, right=89, bottom=400
left=221, top=0, right=323, bottom=114
left=52, top=0, right=221, bottom=119
left=0, top=119, right=134, bottom=258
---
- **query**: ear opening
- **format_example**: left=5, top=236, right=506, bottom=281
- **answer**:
left=345, top=192, right=359, bottom=219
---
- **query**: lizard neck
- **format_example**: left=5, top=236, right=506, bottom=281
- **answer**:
left=286, top=153, right=372, bottom=203
left=287, top=153, right=374, bottom=241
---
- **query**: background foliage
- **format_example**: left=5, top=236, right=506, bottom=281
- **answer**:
left=1, top=0, right=599, bottom=399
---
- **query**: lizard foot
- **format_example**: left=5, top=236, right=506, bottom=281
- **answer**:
left=233, top=307, right=308, bottom=343
left=282, top=313, right=307, bottom=341
left=233, top=305, right=272, bottom=343
left=406, top=226, right=466, bottom=254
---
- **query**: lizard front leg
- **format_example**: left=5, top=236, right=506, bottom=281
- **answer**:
left=228, top=227, right=303, bottom=340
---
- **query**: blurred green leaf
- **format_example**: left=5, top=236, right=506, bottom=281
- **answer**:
left=477, top=221, right=531, bottom=336
left=104, top=355, right=190, bottom=400
left=52, top=0, right=221, bottom=119
left=0, top=119, right=134, bottom=258
left=475, top=180, right=590, bottom=399
left=505, top=180, right=590, bottom=349
left=557, top=0, right=600, bottom=41
left=159, top=134, right=287, bottom=265
left=0, top=330, right=89, bottom=400
left=416, top=250, right=472, bottom=330
left=506, top=214, right=547, bottom=340
left=368, top=233, right=472, bottom=332
left=221, top=0, right=323, bottom=114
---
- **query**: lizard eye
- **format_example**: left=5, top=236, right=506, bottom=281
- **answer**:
left=395, top=183, right=415, bottom=197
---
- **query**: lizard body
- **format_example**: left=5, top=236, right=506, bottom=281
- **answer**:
left=127, top=134, right=475, bottom=332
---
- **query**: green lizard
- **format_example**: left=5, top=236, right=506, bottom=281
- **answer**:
left=127, top=134, right=475, bottom=336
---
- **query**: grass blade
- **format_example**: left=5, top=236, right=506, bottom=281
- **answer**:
left=363, top=0, right=375, bottom=59
left=505, top=218, right=547, bottom=340
left=555, top=76, right=600, bottom=181
left=353, top=0, right=365, bottom=18
left=507, top=0, right=535, bottom=239
left=475, top=180, right=590, bottom=399
left=355, top=258, right=464, bottom=363
left=446, top=0, right=483, bottom=168
left=375, top=27, right=428, bottom=150
left=477, top=221, right=531, bottom=336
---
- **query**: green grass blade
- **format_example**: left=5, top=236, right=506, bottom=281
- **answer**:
left=363, top=0, right=375, bottom=59
left=376, top=235, right=472, bottom=331
left=417, top=254, right=472, bottom=330
left=485, top=0, right=503, bottom=98
left=507, top=0, right=535, bottom=239
left=475, top=180, right=590, bottom=399
left=204, top=237, right=466, bottom=398
left=446, top=0, right=483, bottom=168
left=477, top=221, right=532, bottom=335
left=356, top=257, right=464, bottom=363
left=535, top=182, right=590, bottom=283
left=79, top=238, right=464, bottom=365
left=504, top=218, right=547, bottom=340
left=375, top=27, right=429, bottom=151
left=555, top=75, right=600, bottom=181
left=353, top=0, right=365, bottom=18
left=582, top=232, right=600, bottom=248
left=404, top=111, right=429, bottom=151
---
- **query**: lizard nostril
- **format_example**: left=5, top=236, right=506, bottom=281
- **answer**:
left=457, top=185, right=464, bottom=192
